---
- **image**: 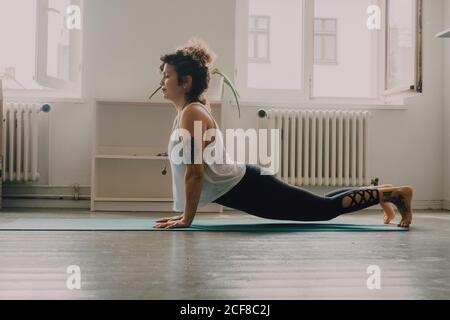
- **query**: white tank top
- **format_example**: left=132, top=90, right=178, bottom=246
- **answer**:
left=168, top=102, right=246, bottom=212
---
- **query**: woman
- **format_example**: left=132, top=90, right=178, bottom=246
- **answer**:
left=154, top=39, right=413, bottom=229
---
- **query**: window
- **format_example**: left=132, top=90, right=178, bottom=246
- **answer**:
left=386, top=0, right=418, bottom=93
left=313, top=0, right=377, bottom=99
left=0, top=0, right=82, bottom=97
left=235, top=0, right=422, bottom=104
left=235, top=0, right=307, bottom=102
left=248, top=16, right=271, bottom=63
left=314, top=18, right=337, bottom=65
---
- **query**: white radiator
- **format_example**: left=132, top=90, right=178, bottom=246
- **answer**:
left=265, top=109, right=371, bottom=187
left=2, top=103, right=40, bottom=182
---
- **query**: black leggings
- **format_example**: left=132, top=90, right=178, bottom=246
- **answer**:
left=213, top=164, right=380, bottom=221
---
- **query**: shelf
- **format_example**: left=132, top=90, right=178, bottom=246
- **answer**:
left=96, top=98, right=223, bottom=106
left=436, top=28, right=450, bottom=38
left=96, top=155, right=168, bottom=160
left=96, top=146, right=168, bottom=159
left=95, top=197, right=172, bottom=202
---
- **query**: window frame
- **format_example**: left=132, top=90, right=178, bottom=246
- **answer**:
left=383, top=0, right=422, bottom=96
left=2, top=0, right=83, bottom=99
left=234, top=0, right=422, bottom=106
left=235, top=0, right=314, bottom=104
left=248, top=15, right=271, bottom=64
left=314, top=17, right=338, bottom=65
left=35, top=0, right=82, bottom=91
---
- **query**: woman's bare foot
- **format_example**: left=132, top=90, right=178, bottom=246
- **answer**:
left=379, top=186, right=413, bottom=227
left=376, top=184, right=396, bottom=224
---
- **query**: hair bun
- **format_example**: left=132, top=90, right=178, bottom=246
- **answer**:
left=177, top=38, right=216, bottom=68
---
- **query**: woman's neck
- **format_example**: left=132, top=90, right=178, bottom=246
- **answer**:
left=173, top=97, right=190, bottom=112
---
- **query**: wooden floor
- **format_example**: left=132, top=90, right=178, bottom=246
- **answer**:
left=0, top=208, right=449, bottom=300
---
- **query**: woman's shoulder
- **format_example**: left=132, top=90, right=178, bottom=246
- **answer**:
left=181, top=102, right=212, bottom=119
left=185, top=101, right=211, bottom=111
left=179, top=102, right=216, bottom=131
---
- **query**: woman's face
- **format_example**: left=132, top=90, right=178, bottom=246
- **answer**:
left=160, top=63, right=186, bottom=102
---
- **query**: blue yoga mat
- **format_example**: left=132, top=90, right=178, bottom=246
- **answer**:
left=0, top=218, right=408, bottom=232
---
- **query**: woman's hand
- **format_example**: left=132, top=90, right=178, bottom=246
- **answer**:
left=153, top=215, right=192, bottom=229
left=155, top=215, right=183, bottom=223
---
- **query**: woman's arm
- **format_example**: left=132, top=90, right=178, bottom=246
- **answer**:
left=182, top=163, right=204, bottom=225
left=155, top=164, right=203, bottom=229
left=154, top=105, right=208, bottom=229
left=181, top=106, right=208, bottom=225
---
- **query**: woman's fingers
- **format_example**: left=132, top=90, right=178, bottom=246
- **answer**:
left=153, top=219, right=190, bottom=229
left=154, top=220, right=178, bottom=228
left=155, top=215, right=182, bottom=223
left=165, top=221, right=178, bottom=229
left=154, top=222, right=170, bottom=228
left=154, top=222, right=173, bottom=229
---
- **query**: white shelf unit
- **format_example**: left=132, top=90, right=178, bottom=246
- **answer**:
left=91, top=99, right=223, bottom=212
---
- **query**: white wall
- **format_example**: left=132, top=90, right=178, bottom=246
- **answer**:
left=444, top=0, right=450, bottom=208
left=84, top=0, right=235, bottom=99
left=6, top=0, right=448, bottom=210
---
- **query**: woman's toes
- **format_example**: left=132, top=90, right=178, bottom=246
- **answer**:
left=398, top=219, right=411, bottom=228
left=380, top=202, right=395, bottom=224
left=384, top=215, right=392, bottom=224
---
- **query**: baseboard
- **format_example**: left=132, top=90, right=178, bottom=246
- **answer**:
left=2, top=198, right=90, bottom=209
left=1, top=185, right=223, bottom=212
left=3, top=184, right=90, bottom=198
left=443, top=200, right=450, bottom=211
left=407, top=200, right=444, bottom=210
left=2, top=185, right=90, bottom=209
left=92, top=200, right=222, bottom=212
left=1, top=199, right=224, bottom=212
left=2, top=185, right=449, bottom=211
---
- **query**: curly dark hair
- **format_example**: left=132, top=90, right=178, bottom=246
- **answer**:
left=159, top=38, right=216, bottom=105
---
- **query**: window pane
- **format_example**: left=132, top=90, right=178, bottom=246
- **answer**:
left=257, top=34, right=269, bottom=59
left=47, top=0, right=71, bottom=80
left=387, top=0, right=415, bottom=89
left=324, top=19, right=336, bottom=32
left=314, top=35, right=322, bottom=61
left=313, top=0, right=376, bottom=98
left=315, top=19, right=323, bottom=32
left=0, top=0, right=43, bottom=90
left=324, top=35, right=336, bottom=61
left=248, top=34, right=255, bottom=58
left=257, top=17, right=269, bottom=30
left=249, top=16, right=256, bottom=29
left=248, top=0, right=303, bottom=90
